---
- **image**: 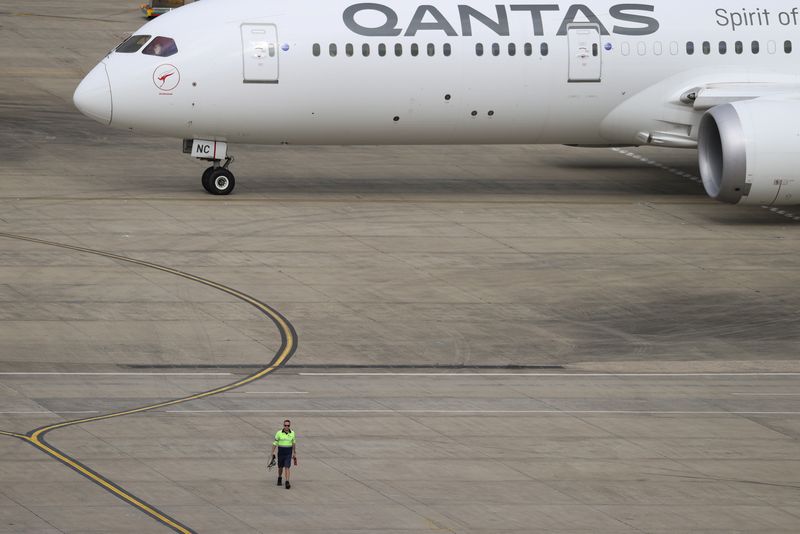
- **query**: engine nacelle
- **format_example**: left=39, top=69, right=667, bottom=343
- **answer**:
left=698, top=99, right=800, bottom=205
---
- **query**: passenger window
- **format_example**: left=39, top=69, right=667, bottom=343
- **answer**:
left=116, top=34, right=151, bottom=53
left=653, top=41, right=662, bottom=56
left=524, top=43, right=532, bottom=56
left=508, top=43, right=516, bottom=56
left=443, top=43, right=452, bottom=56
left=702, top=41, right=710, bottom=55
left=410, top=43, right=418, bottom=56
left=362, top=44, right=370, bottom=57
left=540, top=43, right=549, bottom=56
left=329, top=43, right=337, bottom=57
left=752, top=40, right=760, bottom=53
left=476, top=43, right=484, bottom=56
left=142, top=36, right=178, bottom=57
left=492, top=43, right=500, bottom=56
left=345, top=43, right=353, bottom=57
left=735, top=41, right=743, bottom=54
left=621, top=42, right=630, bottom=56
left=785, top=40, right=793, bottom=53
left=427, top=43, right=435, bottom=56
left=637, top=42, right=646, bottom=55
left=312, top=43, right=320, bottom=57
left=379, top=43, right=386, bottom=57
left=719, top=41, right=727, bottom=54
left=669, top=41, right=678, bottom=55
left=686, top=41, right=694, bottom=55
left=395, top=43, right=402, bottom=56
left=768, top=40, right=776, bottom=54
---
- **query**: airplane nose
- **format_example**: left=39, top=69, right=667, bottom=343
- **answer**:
left=73, top=62, right=112, bottom=125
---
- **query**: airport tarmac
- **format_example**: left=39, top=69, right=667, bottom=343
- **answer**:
left=1, top=1, right=800, bottom=533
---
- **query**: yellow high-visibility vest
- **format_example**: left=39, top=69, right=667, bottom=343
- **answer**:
left=273, top=429, right=295, bottom=447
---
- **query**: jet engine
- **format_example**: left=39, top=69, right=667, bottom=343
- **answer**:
left=698, top=99, right=800, bottom=206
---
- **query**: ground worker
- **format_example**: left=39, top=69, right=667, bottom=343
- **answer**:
left=270, top=419, right=296, bottom=489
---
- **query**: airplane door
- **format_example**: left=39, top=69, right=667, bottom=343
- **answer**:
left=241, top=24, right=279, bottom=83
left=567, top=24, right=601, bottom=82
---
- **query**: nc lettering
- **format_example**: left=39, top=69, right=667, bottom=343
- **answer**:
left=342, top=3, right=659, bottom=37
left=195, top=145, right=211, bottom=154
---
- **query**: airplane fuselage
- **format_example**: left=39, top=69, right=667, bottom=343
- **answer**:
left=90, top=1, right=798, bottom=145
left=73, top=1, right=800, bottom=203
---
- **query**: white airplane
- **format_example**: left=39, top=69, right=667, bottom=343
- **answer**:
left=73, top=0, right=800, bottom=205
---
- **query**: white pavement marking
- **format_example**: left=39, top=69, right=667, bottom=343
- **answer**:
left=163, top=409, right=800, bottom=415
left=732, top=393, right=800, bottom=396
left=611, top=147, right=702, bottom=185
left=226, top=391, right=308, bottom=395
left=610, top=147, right=800, bottom=222
left=0, top=372, right=233, bottom=376
left=236, top=391, right=308, bottom=394
left=298, top=372, right=800, bottom=377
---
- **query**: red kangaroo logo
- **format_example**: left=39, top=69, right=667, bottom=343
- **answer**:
left=157, top=71, right=175, bottom=87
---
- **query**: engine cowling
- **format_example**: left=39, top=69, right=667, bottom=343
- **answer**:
left=698, top=99, right=800, bottom=205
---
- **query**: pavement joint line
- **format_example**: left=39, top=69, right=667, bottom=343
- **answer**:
left=0, top=231, right=298, bottom=534
left=298, top=372, right=800, bottom=376
left=161, top=409, right=800, bottom=415
left=0, top=372, right=233, bottom=376
left=126, top=364, right=565, bottom=369
left=0, top=411, right=100, bottom=414
left=610, top=147, right=800, bottom=221
left=9, top=12, right=125, bottom=23
left=0, top=196, right=705, bottom=205
left=732, top=393, right=800, bottom=396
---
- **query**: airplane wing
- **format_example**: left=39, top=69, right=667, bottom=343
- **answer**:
left=600, top=73, right=800, bottom=149
left=686, top=82, right=800, bottom=110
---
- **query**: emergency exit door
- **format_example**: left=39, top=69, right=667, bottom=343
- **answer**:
left=241, top=24, right=279, bottom=83
left=567, top=24, right=601, bottom=82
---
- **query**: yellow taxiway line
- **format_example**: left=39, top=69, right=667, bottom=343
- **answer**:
left=0, top=232, right=298, bottom=533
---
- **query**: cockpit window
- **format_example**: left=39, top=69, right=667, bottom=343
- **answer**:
left=116, top=35, right=151, bottom=53
left=142, top=36, right=178, bottom=57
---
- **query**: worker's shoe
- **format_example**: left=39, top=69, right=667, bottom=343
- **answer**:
left=277, top=477, right=282, bottom=486
left=285, top=480, right=291, bottom=489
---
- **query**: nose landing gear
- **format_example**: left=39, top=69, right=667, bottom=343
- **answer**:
left=201, top=157, right=235, bottom=195
left=185, top=139, right=236, bottom=195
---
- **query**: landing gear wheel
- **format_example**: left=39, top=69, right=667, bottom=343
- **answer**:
left=195, top=153, right=235, bottom=195
left=201, top=166, right=215, bottom=193
left=208, top=168, right=235, bottom=195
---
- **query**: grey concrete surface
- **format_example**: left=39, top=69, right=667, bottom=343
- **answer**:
left=1, top=1, right=800, bottom=532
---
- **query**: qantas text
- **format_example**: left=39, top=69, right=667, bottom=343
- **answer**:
left=343, top=3, right=659, bottom=37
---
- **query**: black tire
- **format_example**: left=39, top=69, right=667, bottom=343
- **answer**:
left=201, top=166, right=215, bottom=193
left=208, top=168, right=235, bottom=195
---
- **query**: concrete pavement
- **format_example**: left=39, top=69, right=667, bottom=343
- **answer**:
left=0, top=1, right=799, bottom=532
